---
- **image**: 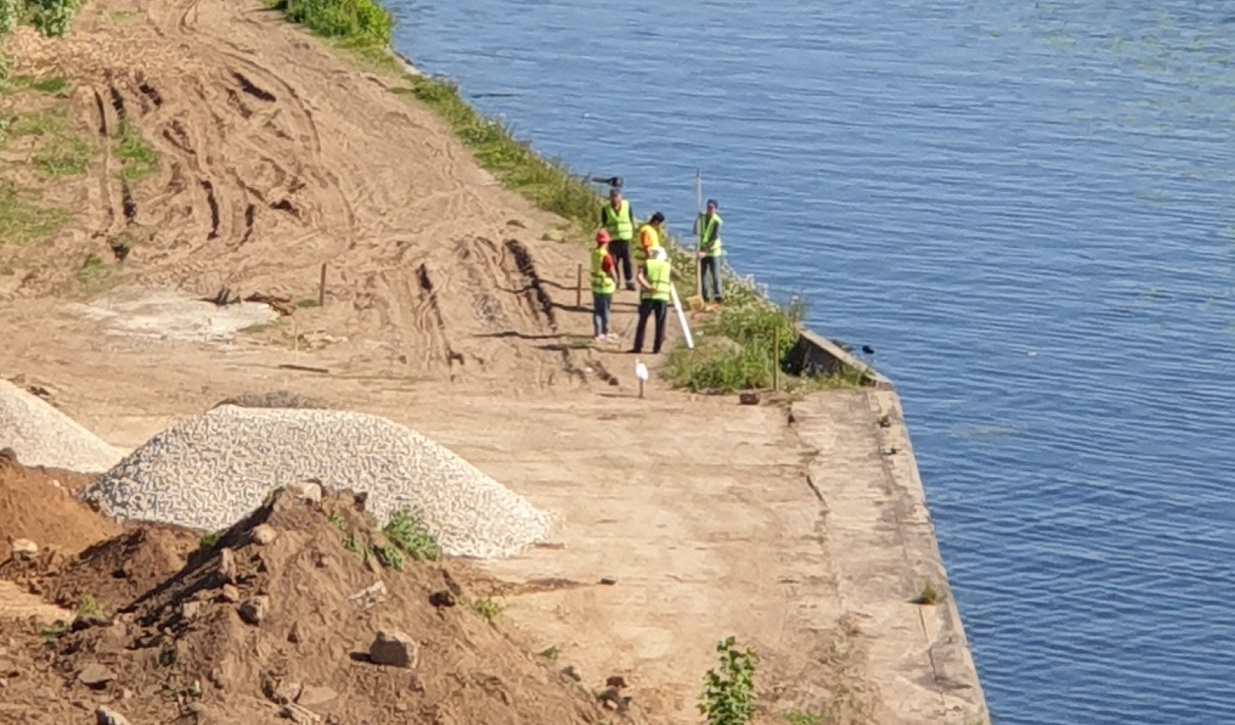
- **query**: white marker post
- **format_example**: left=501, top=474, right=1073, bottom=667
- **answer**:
left=669, top=283, right=694, bottom=349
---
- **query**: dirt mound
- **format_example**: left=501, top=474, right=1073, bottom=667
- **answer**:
left=1, top=524, right=198, bottom=615
left=0, top=452, right=118, bottom=562
left=0, top=487, right=649, bottom=724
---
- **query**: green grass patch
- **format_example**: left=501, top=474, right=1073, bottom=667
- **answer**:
left=0, top=183, right=70, bottom=245
left=75, top=593, right=102, bottom=620
left=471, top=597, right=502, bottom=622
left=271, top=0, right=392, bottom=47
left=74, top=253, right=110, bottom=289
left=6, top=75, right=69, bottom=93
left=783, top=712, right=821, bottom=725
left=114, top=120, right=158, bottom=180
left=373, top=543, right=404, bottom=571
left=110, top=10, right=135, bottom=20
left=296, top=298, right=319, bottom=308
left=6, top=104, right=68, bottom=137
left=664, top=298, right=804, bottom=393
left=913, top=581, right=941, bottom=605
left=34, top=134, right=92, bottom=176
left=382, top=508, right=440, bottom=562
left=198, top=530, right=221, bottom=552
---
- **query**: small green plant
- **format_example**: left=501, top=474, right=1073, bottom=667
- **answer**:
left=329, top=511, right=347, bottom=531
left=341, top=532, right=360, bottom=553
left=537, top=645, right=560, bottom=661
left=158, top=646, right=177, bottom=667
left=913, top=582, right=941, bottom=605
left=114, top=120, right=158, bottom=180
left=76, top=594, right=102, bottom=620
left=198, top=530, right=221, bottom=552
left=109, top=10, right=135, bottom=20
left=471, top=597, right=502, bottom=622
left=784, top=712, right=821, bottom=725
left=7, top=105, right=68, bottom=137
left=373, top=543, right=404, bottom=571
left=296, top=298, right=319, bottom=308
left=74, top=254, right=110, bottom=289
left=39, top=624, right=66, bottom=641
left=699, top=636, right=759, bottom=725
left=383, top=508, right=440, bottom=562
left=30, top=76, right=68, bottom=93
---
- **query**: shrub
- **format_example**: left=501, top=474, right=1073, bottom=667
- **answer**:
left=25, top=0, right=77, bottom=38
left=699, top=636, right=759, bottom=725
left=277, top=0, right=391, bottom=47
left=665, top=298, right=805, bottom=393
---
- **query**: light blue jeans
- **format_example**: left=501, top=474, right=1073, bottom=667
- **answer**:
left=593, top=292, right=612, bottom=336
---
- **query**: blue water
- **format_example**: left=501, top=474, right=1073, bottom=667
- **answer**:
left=389, top=1, right=1235, bottom=722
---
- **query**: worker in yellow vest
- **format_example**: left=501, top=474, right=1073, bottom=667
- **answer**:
left=600, top=187, right=636, bottom=291
left=634, top=211, right=666, bottom=270
left=630, top=246, right=681, bottom=355
left=693, top=198, right=724, bottom=303
left=590, top=229, right=618, bottom=342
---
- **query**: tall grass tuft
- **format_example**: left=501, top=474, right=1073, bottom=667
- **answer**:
left=665, top=297, right=806, bottom=393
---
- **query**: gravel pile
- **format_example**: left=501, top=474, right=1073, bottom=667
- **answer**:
left=0, top=379, right=127, bottom=473
left=82, top=405, right=551, bottom=559
left=212, top=390, right=331, bottom=410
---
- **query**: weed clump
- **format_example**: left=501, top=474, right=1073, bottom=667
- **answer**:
left=383, top=508, right=440, bottom=562
left=665, top=298, right=805, bottom=393
left=913, top=582, right=941, bottom=605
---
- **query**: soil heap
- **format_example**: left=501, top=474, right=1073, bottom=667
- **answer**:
left=0, top=486, right=644, bottom=724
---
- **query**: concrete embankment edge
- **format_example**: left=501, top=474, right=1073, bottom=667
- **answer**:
left=792, top=329, right=989, bottom=723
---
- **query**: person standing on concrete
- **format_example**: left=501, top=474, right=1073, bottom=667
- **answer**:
left=591, top=229, right=618, bottom=341
left=600, top=187, right=636, bottom=291
left=630, top=247, right=680, bottom=355
left=693, top=198, right=724, bottom=303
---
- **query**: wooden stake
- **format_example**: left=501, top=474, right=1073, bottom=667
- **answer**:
left=576, top=263, right=583, bottom=308
left=773, top=328, right=781, bottom=391
left=318, top=262, right=327, bottom=307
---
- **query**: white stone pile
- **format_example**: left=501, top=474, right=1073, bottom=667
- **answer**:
left=0, top=379, right=127, bottom=472
left=82, top=405, right=551, bottom=559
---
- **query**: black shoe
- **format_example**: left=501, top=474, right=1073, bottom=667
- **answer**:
left=628, top=348, right=641, bottom=354
left=625, top=282, right=636, bottom=291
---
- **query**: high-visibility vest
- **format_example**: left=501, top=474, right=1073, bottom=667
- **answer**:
left=591, top=246, right=616, bottom=295
left=642, top=259, right=672, bottom=302
left=698, top=213, right=723, bottom=257
left=635, top=224, right=662, bottom=265
left=602, top=200, right=634, bottom=241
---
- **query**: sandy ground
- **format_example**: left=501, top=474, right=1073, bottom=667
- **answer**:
left=0, top=0, right=987, bottom=721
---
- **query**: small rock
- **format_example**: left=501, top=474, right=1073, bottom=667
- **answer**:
left=96, top=706, right=132, bottom=725
left=287, top=621, right=304, bottom=644
left=181, top=600, right=203, bottom=619
left=217, top=549, right=237, bottom=584
left=606, top=675, right=628, bottom=688
left=238, top=596, right=269, bottom=626
left=78, top=663, right=116, bottom=688
left=285, top=481, right=322, bottom=503
left=368, top=630, right=417, bottom=668
left=121, top=688, right=133, bottom=700
left=599, top=578, right=617, bottom=586
left=220, top=584, right=241, bottom=603
left=738, top=392, right=760, bottom=406
left=297, top=685, right=338, bottom=707
left=270, top=680, right=302, bottom=705
left=250, top=524, right=278, bottom=546
left=428, top=591, right=455, bottom=608
left=10, top=539, right=37, bottom=559
left=394, top=703, right=408, bottom=713
left=562, top=665, right=582, bottom=682
left=280, top=703, right=321, bottom=724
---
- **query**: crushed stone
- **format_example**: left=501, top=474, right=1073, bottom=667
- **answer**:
left=82, top=405, right=551, bottom=559
left=0, top=379, right=127, bottom=473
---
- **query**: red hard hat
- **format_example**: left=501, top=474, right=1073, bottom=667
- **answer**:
left=596, top=229, right=611, bottom=244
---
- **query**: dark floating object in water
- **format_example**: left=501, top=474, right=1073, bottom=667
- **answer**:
left=862, top=345, right=875, bottom=355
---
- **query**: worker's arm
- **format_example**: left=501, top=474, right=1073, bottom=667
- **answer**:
left=602, top=255, right=617, bottom=282
left=670, top=266, right=685, bottom=282
left=636, top=266, right=651, bottom=290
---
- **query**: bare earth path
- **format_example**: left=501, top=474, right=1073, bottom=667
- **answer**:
left=0, top=0, right=987, bottom=721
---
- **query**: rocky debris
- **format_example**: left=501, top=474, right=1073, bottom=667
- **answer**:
left=82, top=405, right=551, bottom=558
left=369, top=630, right=417, bottom=668
left=280, top=703, right=321, bottom=724
left=287, top=621, right=304, bottom=644
left=78, top=663, right=116, bottom=688
left=181, top=600, right=203, bottom=619
left=213, top=390, right=330, bottom=410
left=217, top=548, right=237, bottom=584
left=296, top=685, right=337, bottom=707
left=347, top=580, right=387, bottom=610
left=239, top=596, right=269, bottom=625
left=250, top=524, right=278, bottom=545
left=10, top=538, right=38, bottom=559
left=265, top=677, right=302, bottom=704
left=220, top=584, right=241, bottom=603
left=739, top=392, right=760, bottom=405
left=0, top=379, right=127, bottom=472
left=96, top=706, right=133, bottom=725
left=285, top=480, right=323, bottom=504
left=429, top=590, right=456, bottom=608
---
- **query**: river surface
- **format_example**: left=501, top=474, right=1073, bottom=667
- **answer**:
left=389, top=1, right=1235, bottom=722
